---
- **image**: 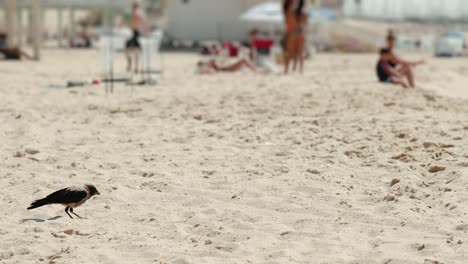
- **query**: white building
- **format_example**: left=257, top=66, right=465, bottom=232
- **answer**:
left=166, top=0, right=278, bottom=42
left=343, top=0, right=468, bottom=21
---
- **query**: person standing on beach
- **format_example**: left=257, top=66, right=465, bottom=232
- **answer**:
left=283, top=0, right=307, bottom=74
left=125, top=0, right=149, bottom=73
left=282, top=0, right=294, bottom=73
left=384, top=30, right=425, bottom=88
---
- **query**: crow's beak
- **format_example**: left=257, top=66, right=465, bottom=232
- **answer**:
left=96, top=191, right=101, bottom=195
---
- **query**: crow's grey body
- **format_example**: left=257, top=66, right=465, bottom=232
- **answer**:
left=28, top=184, right=100, bottom=218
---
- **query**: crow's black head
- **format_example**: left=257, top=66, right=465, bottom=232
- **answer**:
left=85, top=184, right=100, bottom=196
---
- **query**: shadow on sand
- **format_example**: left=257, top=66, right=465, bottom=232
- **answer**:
left=20, top=216, right=63, bottom=223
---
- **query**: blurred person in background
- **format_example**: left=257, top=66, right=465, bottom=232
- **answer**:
left=385, top=30, right=425, bottom=88
left=197, top=58, right=256, bottom=74
left=283, top=0, right=307, bottom=74
left=377, top=48, right=410, bottom=88
left=125, top=0, right=149, bottom=73
left=0, top=33, right=32, bottom=60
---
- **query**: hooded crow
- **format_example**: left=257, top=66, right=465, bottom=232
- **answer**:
left=27, top=184, right=100, bottom=218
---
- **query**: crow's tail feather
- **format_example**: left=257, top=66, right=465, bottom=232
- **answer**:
left=27, top=198, right=48, bottom=210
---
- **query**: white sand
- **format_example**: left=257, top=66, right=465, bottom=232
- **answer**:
left=0, top=50, right=467, bottom=264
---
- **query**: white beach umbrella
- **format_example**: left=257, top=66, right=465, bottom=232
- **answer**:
left=240, top=2, right=284, bottom=24
left=241, top=2, right=338, bottom=24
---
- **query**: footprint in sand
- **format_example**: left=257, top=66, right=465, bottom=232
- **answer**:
left=47, top=247, right=71, bottom=264
left=423, top=142, right=438, bottom=149
left=391, top=153, right=415, bottom=163
left=13, top=151, right=25, bottom=158
left=428, top=166, right=446, bottom=173
left=24, top=148, right=40, bottom=155
left=424, top=259, right=444, bottom=264
left=14, top=148, right=41, bottom=159
left=389, top=178, right=400, bottom=187
left=455, top=224, right=468, bottom=231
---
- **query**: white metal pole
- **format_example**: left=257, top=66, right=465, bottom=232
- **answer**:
left=32, top=0, right=42, bottom=60
left=69, top=4, right=75, bottom=47
left=57, top=8, right=64, bottom=47
left=6, top=0, right=17, bottom=46
left=17, top=8, right=23, bottom=45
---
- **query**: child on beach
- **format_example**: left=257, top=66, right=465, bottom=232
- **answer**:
left=376, top=48, right=410, bottom=88
left=384, top=31, right=425, bottom=88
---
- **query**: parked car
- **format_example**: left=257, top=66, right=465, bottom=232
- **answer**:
left=435, top=31, right=465, bottom=57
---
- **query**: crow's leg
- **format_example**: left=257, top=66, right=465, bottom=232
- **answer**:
left=69, top=208, right=82, bottom=219
left=65, top=207, right=73, bottom=219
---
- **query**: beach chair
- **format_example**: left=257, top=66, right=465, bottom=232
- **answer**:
left=253, top=39, right=274, bottom=55
left=223, top=41, right=240, bottom=57
left=139, top=30, right=163, bottom=85
left=251, top=39, right=280, bottom=74
left=100, top=33, right=132, bottom=93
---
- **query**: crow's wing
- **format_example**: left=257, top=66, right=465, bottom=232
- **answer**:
left=43, top=188, right=88, bottom=204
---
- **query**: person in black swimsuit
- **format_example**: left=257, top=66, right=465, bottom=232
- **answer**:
left=384, top=32, right=425, bottom=88
left=126, top=30, right=141, bottom=50
left=125, top=1, right=148, bottom=73
left=377, top=48, right=409, bottom=88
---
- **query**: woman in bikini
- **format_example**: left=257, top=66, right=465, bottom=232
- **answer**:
left=282, top=0, right=294, bottom=74
left=284, top=0, right=307, bottom=74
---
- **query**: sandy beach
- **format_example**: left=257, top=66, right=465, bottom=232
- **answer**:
left=1, top=50, right=467, bottom=264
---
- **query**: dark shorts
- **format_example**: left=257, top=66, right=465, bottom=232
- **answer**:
left=1, top=49, right=20, bottom=60
left=377, top=61, right=394, bottom=83
left=126, top=30, right=141, bottom=49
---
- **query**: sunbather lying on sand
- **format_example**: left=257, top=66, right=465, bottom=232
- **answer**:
left=0, top=46, right=33, bottom=60
left=197, top=58, right=256, bottom=74
left=0, top=33, right=32, bottom=60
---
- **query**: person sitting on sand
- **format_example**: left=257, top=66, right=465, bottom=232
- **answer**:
left=197, top=58, right=256, bottom=74
left=377, top=48, right=411, bottom=88
left=385, top=31, right=425, bottom=88
left=0, top=33, right=32, bottom=60
left=0, top=46, right=33, bottom=60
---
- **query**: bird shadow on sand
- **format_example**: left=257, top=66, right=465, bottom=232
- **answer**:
left=20, top=216, right=63, bottom=223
